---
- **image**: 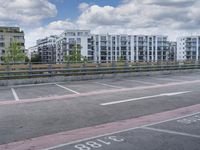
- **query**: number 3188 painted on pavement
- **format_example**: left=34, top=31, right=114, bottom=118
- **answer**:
left=74, top=136, right=124, bottom=150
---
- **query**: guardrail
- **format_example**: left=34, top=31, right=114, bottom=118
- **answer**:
left=0, top=62, right=199, bottom=80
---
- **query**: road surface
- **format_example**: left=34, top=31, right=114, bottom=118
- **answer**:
left=0, top=72, right=200, bottom=150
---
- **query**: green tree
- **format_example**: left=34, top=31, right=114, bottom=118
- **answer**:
left=81, top=56, right=88, bottom=64
left=2, top=41, right=26, bottom=64
left=31, top=54, right=41, bottom=63
left=25, top=56, right=30, bottom=63
left=64, top=44, right=83, bottom=63
left=118, top=56, right=126, bottom=63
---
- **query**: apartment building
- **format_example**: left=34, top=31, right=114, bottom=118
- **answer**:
left=92, top=34, right=169, bottom=63
left=168, top=42, right=177, bottom=62
left=37, top=35, right=58, bottom=63
left=0, top=27, right=25, bottom=63
left=37, top=30, right=173, bottom=63
left=177, top=36, right=200, bottom=61
left=27, top=45, right=38, bottom=59
left=56, top=30, right=92, bottom=63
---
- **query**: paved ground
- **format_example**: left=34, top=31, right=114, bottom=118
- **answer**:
left=50, top=112, right=200, bottom=150
left=0, top=72, right=200, bottom=150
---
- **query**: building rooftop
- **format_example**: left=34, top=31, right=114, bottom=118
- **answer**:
left=0, top=26, right=24, bottom=33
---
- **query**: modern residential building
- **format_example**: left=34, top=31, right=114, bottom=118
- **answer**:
left=37, top=35, right=58, bottom=63
left=27, top=45, right=38, bottom=59
left=91, top=34, right=169, bottom=63
left=168, top=42, right=177, bottom=62
left=0, top=26, right=25, bottom=63
left=36, top=30, right=176, bottom=64
left=177, top=36, right=200, bottom=61
left=56, top=30, right=92, bottom=63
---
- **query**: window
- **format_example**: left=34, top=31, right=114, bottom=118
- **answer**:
left=77, top=38, right=81, bottom=44
left=14, top=36, right=24, bottom=40
left=69, top=38, right=75, bottom=43
left=66, top=32, right=75, bottom=36
left=0, top=42, right=4, bottom=47
left=0, top=35, right=4, bottom=40
left=101, top=36, right=106, bottom=41
left=77, top=32, right=83, bottom=36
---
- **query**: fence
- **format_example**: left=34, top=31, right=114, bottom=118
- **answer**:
left=0, top=61, right=199, bottom=80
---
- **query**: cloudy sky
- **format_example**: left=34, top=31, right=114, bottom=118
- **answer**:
left=1, top=0, right=200, bottom=48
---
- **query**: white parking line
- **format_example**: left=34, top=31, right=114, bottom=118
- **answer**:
left=11, top=82, right=55, bottom=88
left=153, top=77, right=183, bottom=82
left=55, top=84, right=80, bottom=94
left=142, top=127, right=200, bottom=138
left=94, top=82, right=122, bottom=89
left=177, top=76, right=200, bottom=80
left=42, top=112, right=200, bottom=150
left=100, top=91, right=191, bottom=106
left=143, top=112, right=200, bottom=127
left=125, top=79, right=159, bottom=85
left=11, top=88, right=19, bottom=101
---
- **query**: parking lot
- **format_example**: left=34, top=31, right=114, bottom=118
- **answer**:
left=1, top=72, right=200, bottom=102
left=0, top=72, right=200, bottom=150
left=49, top=112, right=200, bottom=150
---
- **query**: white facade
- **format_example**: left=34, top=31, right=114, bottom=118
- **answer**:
left=27, top=45, right=38, bottom=59
left=37, top=36, right=57, bottom=47
left=56, top=30, right=92, bottom=63
left=37, top=35, right=58, bottom=63
left=36, top=30, right=173, bottom=63
left=177, top=36, right=200, bottom=61
left=92, top=34, right=169, bottom=63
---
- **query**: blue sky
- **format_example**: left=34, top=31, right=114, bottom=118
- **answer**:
left=1, top=0, right=200, bottom=48
left=47, top=0, right=120, bottom=22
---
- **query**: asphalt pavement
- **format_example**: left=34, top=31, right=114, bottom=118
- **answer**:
left=0, top=72, right=200, bottom=150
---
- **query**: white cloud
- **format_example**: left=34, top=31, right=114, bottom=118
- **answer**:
left=26, top=19, right=77, bottom=47
left=77, top=0, right=200, bottom=29
left=47, top=19, right=77, bottom=30
left=78, top=2, right=90, bottom=12
left=0, top=0, right=57, bottom=25
left=26, top=0, right=200, bottom=48
left=74, top=0, right=200, bottom=40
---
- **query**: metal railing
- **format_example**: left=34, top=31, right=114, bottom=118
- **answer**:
left=0, top=61, right=199, bottom=80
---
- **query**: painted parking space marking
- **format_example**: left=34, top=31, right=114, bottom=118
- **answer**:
left=64, top=112, right=200, bottom=150
left=0, top=104, right=199, bottom=150
left=175, top=75, right=200, bottom=80
left=0, top=89, right=15, bottom=101
left=44, top=111, right=200, bottom=150
left=12, top=84, right=74, bottom=100
left=125, top=79, right=159, bottom=85
left=11, top=88, right=19, bottom=101
left=152, top=77, right=184, bottom=82
left=177, top=114, right=200, bottom=124
left=73, top=136, right=124, bottom=150
left=11, top=82, right=55, bottom=88
left=142, top=127, right=200, bottom=138
left=48, top=112, right=200, bottom=150
left=0, top=79, right=199, bottom=105
left=94, top=82, right=122, bottom=89
left=141, top=112, right=200, bottom=128
left=100, top=91, right=191, bottom=106
left=146, top=112, right=200, bottom=140
left=55, top=84, right=80, bottom=94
